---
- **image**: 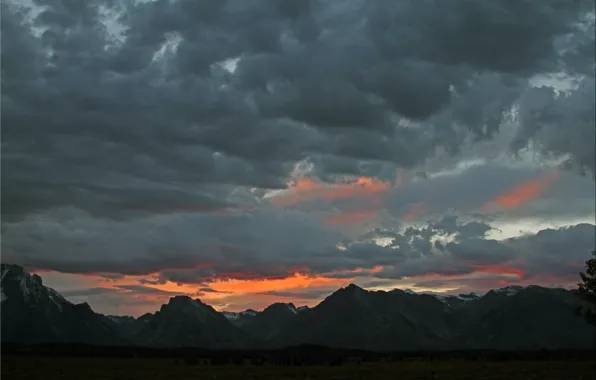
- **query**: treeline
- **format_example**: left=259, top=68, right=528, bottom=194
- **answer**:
left=2, top=343, right=595, bottom=364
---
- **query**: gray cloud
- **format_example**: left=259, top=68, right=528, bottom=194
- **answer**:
left=508, top=222, right=596, bottom=277
left=1, top=206, right=344, bottom=278
left=3, top=189, right=594, bottom=285
left=411, top=275, right=523, bottom=292
left=60, top=284, right=185, bottom=298
left=515, top=76, right=596, bottom=176
left=61, top=287, right=121, bottom=298
left=384, top=162, right=595, bottom=221
left=445, top=239, right=517, bottom=265
left=2, top=0, right=594, bottom=222
left=374, top=222, right=595, bottom=281
left=114, top=284, right=187, bottom=295
left=2, top=0, right=594, bottom=295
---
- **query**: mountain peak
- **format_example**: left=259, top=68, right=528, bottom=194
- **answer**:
left=456, top=292, right=481, bottom=300
left=1, top=264, right=123, bottom=346
left=169, top=295, right=193, bottom=302
left=263, top=302, right=299, bottom=315
left=495, top=285, right=525, bottom=296
left=1, top=263, right=25, bottom=274
left=167, top=295, right=204, bottom=306
left=2, top=264, right=594, bottom=351
left=345, top=283, right=364, bottom=292
left=1, top=263, right=48, bottom=303
left=160, top=295, right=219, bottom=319
left=31, top=274, right=43, bottom=286
left=322, top=283, right=368, bottom=305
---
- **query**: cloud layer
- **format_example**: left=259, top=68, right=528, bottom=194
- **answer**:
left=2, top=0, right=595, bottom=314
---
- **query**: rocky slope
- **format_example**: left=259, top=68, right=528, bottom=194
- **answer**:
left=0, top=264, right=123, bottom=345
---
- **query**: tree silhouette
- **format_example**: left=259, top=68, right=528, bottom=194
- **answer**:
left=577, top=250, right=596, bottom=326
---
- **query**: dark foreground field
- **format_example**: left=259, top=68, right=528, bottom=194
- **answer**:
left=2, top=356, right=595, bottom=380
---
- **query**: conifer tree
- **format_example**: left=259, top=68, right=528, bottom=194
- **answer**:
left=577, top=250, right=596, bottom=326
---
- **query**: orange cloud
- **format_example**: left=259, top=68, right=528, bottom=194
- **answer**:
left=206, top=272, right=351, bottom=294
left=37, top=258, right=579, bottom=316
left=483, top=170, right=560, bottom=210
left=345, top=265, right=384, bottom=274
left=469, top=262, right=526, bottom=279
left=403, top=202, right=426, bottom=221
left=116, top=271, right=351, bottom=310
left=270, top=176, right=390, bottom=206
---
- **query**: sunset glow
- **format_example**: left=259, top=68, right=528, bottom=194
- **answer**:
left=18, top=164, right=591, bottom=317
left=484, top=170, right=560, bottom=210
left=270, top=176, right=390, bottom=206
left=2, top=0, right=594, bottom=357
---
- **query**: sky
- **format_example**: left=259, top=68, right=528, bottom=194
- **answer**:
left=2, top=0, right=595, bottom=317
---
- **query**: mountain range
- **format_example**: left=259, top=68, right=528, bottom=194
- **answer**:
left=1, top=264, right=594, bottom=351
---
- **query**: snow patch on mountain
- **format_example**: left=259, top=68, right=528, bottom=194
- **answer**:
left=455, top=292, right=481, bottom=301
left=222, top=304, right=307, bottom=321
left=296, top=305, right=309, bottom=313
left=1, top=268, right=9, bottom=283
left=286, top=303, right=298, bottom=314
left=431, top=295, right=451, bottom=305
left=0, top=267, right=8, bottom=302
left=48, top=288, right=66, bottom=312
left=222, top=309, right=258, bottom=320
left=496, top=285, right=524, bottom=296
left=222, top=312, right=240, bottom=320
left=19, top=275, right=31, bottom=298
left=108, top=316, right=124, bottom=324
left=428, top=292, right=481, bottom=306
left=0, top=268, right=7, bottom=303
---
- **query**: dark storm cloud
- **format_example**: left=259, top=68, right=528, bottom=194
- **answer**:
left=444, top=239, right=517, bottom=264
left=557, top=8, right=596, bottom=76
left=114, top=284, right=186, bottom=295
left=509, top=223, right=596, bottom=277
left=148, top=221, right=596, bottom=283
left=61, top=287, right=121, bottom=297
left=4, top=182, right=594, bottom=286
left=2, top=0, right=594, bottom=222
left=514, top=77, right=596, bottom=176
left=2, top=0, right=594, bottom=291
left=357, top=279, right=404, bottom=289
left=1, top=206, right=344, bottom=278
left=407, top=215, right=494, bottom=241
left=60, top=284, right=185, bottom=299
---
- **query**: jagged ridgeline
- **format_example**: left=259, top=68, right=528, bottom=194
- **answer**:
left=1, top=264, right=594, bottom=350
